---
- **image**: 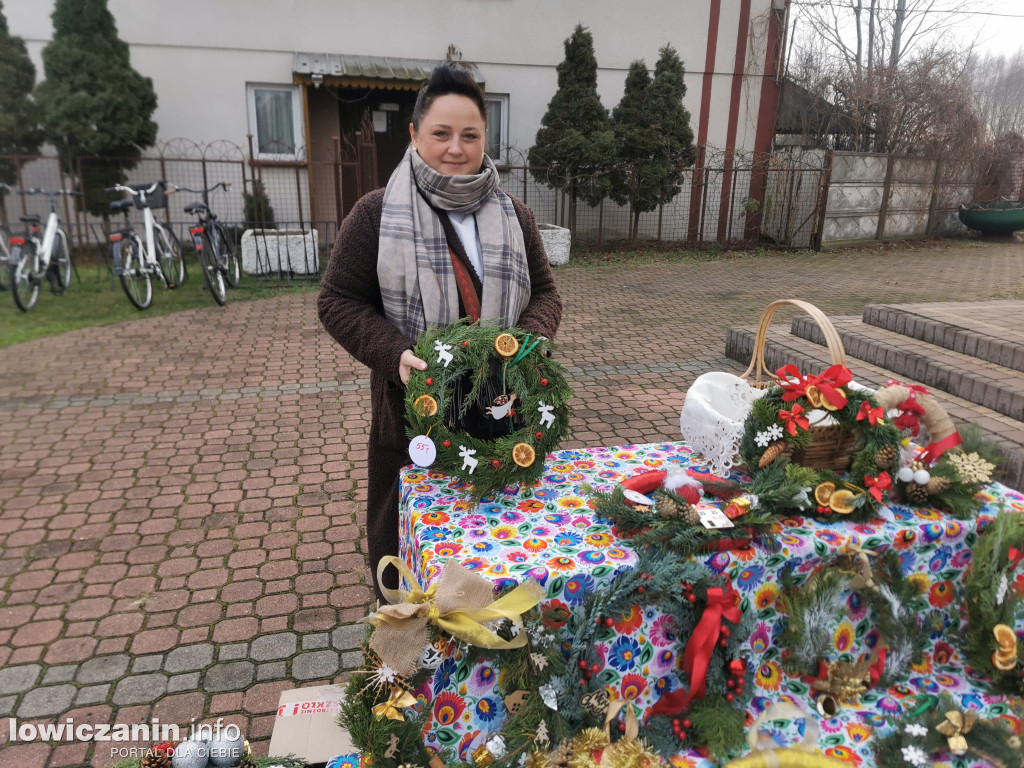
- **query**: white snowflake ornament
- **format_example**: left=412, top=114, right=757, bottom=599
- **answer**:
left=904, top=723, right=928, bottom=738
left=755, top=430, right=772, bottom=448
left=901, top=745, right=929, bottom=766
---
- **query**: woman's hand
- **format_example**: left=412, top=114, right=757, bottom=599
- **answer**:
left=399, top=349, right=428, bottom=385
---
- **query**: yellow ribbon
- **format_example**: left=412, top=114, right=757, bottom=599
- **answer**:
left=843, top=543, right=880, bottom=592
left=603, top=696, right=639, bottom=742
left=371, top=685, right=417, bottom=722
left=935, top=710, right=977, bottom=756
left=366, top=556, right=545, bottom=677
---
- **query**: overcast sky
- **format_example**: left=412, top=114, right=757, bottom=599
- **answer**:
left=968, top=0, right=1024, bottom=57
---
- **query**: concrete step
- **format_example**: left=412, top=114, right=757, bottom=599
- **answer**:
left=863, top=301, right=1024, bottom=374
left=792, top=315, right=1024, bottom=423
left=725, top=323, right=1024, bottom=492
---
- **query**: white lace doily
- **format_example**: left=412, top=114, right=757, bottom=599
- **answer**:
left=679, top=372, right=768, bottom=476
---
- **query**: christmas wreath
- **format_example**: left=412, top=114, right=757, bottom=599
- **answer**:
left=738, top=365, right=903, bottom=522
left=776, top=548, right=928, bottom=708
left=872, top=694, right=1022, bottom=768
left=405, top=321, right=572, bottom=499
left=561, top=551, right=755, bottom=761
left=338, top=558, right=572, bottom=768
left=963, top=512, right=1024, bottom=695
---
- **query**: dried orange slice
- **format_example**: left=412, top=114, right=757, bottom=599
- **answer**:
left=413, top=394, right=438, bottom=417
left=814, top=482, right=836, bottom=506
left=512, top=442, right=536, bottom=468
left=494, top=333, right=520, bottom=357
left=994, top=624, right=1018, bottom=652
left=806, top=385, right=823, bottom=408
left=992, top=649, right=1018, bottom=671
left=829, top=489, right=857, bottom=514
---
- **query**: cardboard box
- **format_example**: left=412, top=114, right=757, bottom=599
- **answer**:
left=268, top=685, right=356, bottom=765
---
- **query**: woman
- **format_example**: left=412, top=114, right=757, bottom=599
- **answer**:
left=318, top=63, right=563, bottom=601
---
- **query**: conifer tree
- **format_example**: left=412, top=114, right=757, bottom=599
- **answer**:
left=36, top=0, right=158, bottom=218
left=528, top=25, right=615, bottom=232
left=610, top=60, right=663, bottom=241
left=647, top=45, right=696, bottom=206
left=0, top=0, right=43, bottom=192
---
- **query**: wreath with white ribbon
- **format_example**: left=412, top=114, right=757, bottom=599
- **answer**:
left=404, top=321, right=572, bottom=499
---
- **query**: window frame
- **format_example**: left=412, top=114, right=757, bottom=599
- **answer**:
left=246, top=83, right=304, bottom=162
left=484, top=93, right=510, bottom=166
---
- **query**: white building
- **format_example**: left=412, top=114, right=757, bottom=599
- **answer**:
left=7, top=0, right=788, bottom=240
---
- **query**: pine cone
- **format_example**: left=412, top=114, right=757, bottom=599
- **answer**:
left=655, top=495, right=681, bottom=519
left=548, top=739, right=573, bottom=768
left=758, top=440, right=788, bottom=468
left=141, top=752, right=172, bottom=768
left=904, top=482, right=929, bottom=505
left=925, top=476, right=952, bottom=495
left=681, top=503, right=702, bottom=526
left=875, top=444, right=899, bottom=469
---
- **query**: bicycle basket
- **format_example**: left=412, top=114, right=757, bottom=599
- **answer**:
left=130, top=182, right=167, bottom=210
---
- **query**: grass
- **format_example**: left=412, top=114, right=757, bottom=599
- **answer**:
left=0, top=251, right=321, bottom=349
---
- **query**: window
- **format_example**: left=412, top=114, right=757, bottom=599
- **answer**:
left=485, top=94, right=509, bottom=165
left=247, top=84, right=304, bottom=160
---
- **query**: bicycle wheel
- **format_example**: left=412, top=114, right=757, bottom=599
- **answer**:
left=0, top=232, right=10, bottom=291
left=10, top=244, right=40, bottom=311
left=214, top=225, right=241, bottom=288
left=117, top=236, right=153, bottom=310
left=198, top=231, right=227, bottom=305
left=51, top=228, right=72, bottom=290
left=156, top=226, right=185, bottom=289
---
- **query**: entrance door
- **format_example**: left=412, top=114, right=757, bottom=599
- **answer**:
left=337, top=87, right=417, bottom=184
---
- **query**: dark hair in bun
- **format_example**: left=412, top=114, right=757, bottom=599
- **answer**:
left=412, top=62, right=486, bottom=129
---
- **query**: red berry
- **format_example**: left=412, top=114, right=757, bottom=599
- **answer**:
left=721, top=627, right=731, bottom=638
left=672, top=719, right=680, bottom=728
left=540, top=379, right=548, bottom=386
left=726, top=693, right=735, bottom=702
left=637, top=586, right=645, bottom=594
left=687, top=594, right=697, bottom=603
left=426, top=377, right=433, bottom=385
left=579, top=660, right=588, bottom=670
left=719, top=638, right=728, bottom=648
left=729, top=659, right=746, bottom=674
left=536, top=432, right=543, bottom=439
left=604, top=617, right=614, bottom=627
left=679, top=731, right=687, bottom=740
left=590, top=663, right=600, bottom=673
left=492, top=460, right=500, bottom=468
left=617, top=722, right=625, bottom=733
left=683, top=719, right=692, bottom=729
left=727, top=679, right=735, bottom=689
left=443, top=440, right=451, bottom=447
left=580, top=680, right=587, bottom=688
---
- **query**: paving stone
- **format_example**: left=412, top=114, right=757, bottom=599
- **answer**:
left=256, top=661, right=287, bottom=682
left=341, top=650, right=364, bottom=669
left=75, top=684, right=111, bottom=706
left=41, top=665, right=78, bottom=685
left=0, top=664, right=42, bottom=695
left=77, top=654, right=130, bottom=684
left=113, top=673, right=168, bottom=706
left=167, top=672, right=201, bottom=694
left=164, top=643, right=215, bottom=673
left=331, top=624, right=366, bottom=651
left=250, top=632, right=297, bottom=662
left=292, top=650, right=339, bottom=681
left=218, top=643, right=249, bottom=661
left=0, top=695, right=16, bottom=717
left=132, top=654, right=165, bottom=674
left=17, top=684, right=77, bottom=717
left=204, top=661, right=255, bottom=693
left=302, top=632, right=329, bottom=650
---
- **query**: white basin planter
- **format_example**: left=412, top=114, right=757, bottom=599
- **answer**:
left=241, top=229, right=320, bottom=275
left=538, top=223, right=571, bottom=266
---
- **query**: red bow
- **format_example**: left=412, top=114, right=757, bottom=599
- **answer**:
left=778, top=364, right=852, bottom=410
left=683, top=587, right=742, bottom=700
left=856, top=401, right=884, bottom=426
left=918, top=433, right=962, bottom=465
left=864, top=472, right=892, bottom=502
left=779, top=404, right=809, bottom=436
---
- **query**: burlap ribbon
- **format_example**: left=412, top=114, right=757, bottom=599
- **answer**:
left=365, top=556, right=544, bottom=677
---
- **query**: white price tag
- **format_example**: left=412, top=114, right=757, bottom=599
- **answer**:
left=408, top=435, right=437, bottom=467
left=697, top=503, right=735, bottom=529
left=623, top=489, right=656, bottom=507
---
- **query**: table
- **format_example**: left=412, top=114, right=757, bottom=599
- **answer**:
left=396, top=442, right=1024, bottom=766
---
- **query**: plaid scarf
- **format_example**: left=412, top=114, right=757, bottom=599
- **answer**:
left=377, top=147, right=531, bottom=340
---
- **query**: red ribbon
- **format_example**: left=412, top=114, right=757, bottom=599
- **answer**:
left=779, top=404, right=810, bottom=436
left=856, top=401, right=884, bottom=426
left=868, top=648, right=887, bottom=687
left=918, top=433, right=962, bottom=465
left=888, top=380, right=929, bottom=396
left=776, top=364, right=811, bottom=399
left=683, top=587, right=742, bottom=700
left=1009, top=547, right=1024, bottom=569
left=864, top=472, right=892, bottom=502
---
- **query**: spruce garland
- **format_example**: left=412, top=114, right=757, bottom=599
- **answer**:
left=405, top=321, right=572, bottom=500
left=963, top=512, right=1024, bottom=695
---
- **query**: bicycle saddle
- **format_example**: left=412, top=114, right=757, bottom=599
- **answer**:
left=184, top=202, right=207, bottom=214
left=19, top=214, right=40, bottom=223
left=110, top=200, right=133, bottom=213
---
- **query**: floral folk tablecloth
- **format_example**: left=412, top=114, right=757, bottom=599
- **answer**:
left=395, top=443, right=1024, bottom=767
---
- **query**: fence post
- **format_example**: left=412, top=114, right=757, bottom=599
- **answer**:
left=332, top=136, right=344, bottom=225
left=876, top=153, right=895, bottom=241
left=597, top=199, right=604, bottom=244
left=926, top=158, right=943, bottom=235
left=812, top=150, right=835, bottom=252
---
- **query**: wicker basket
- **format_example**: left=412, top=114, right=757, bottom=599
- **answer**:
left=740, top=299, right=857, bottom=472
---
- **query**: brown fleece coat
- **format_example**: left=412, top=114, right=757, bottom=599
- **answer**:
left=317, top=188, right=563, bottom=599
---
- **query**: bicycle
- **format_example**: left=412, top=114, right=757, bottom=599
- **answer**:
left=179, top=181, right=240, bottom=305
left=8, top=186, right=78, bottom=312
left=105, top=181, right=185, bottom=310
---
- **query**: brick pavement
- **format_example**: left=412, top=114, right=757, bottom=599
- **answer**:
left=0, top=240, right=1022, bottom=767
